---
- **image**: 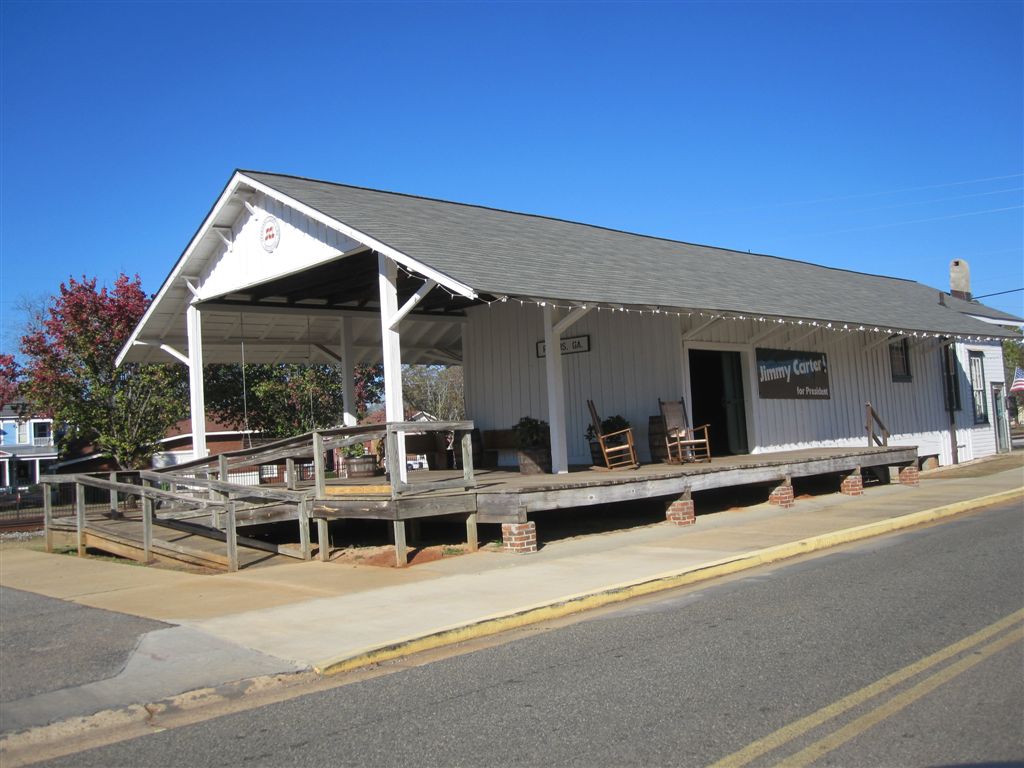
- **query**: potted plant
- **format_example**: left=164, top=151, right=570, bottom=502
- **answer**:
left=514, top=416, right=551, bottom=474
left=585, top=414, right=631, bottom=465
left=341, top=442, right=379, bottom=478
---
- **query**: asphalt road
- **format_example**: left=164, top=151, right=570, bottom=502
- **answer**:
left=40, top=500, right=1023, bottom=768
left=0, top=587, right=167, bottom=705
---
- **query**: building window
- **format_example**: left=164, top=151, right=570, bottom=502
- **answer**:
left=969, top=352, right=988, bottom=424
left=16, top=422, right=28, bottom=444
left=942, top=345, right=961, bottom=412
left=889, top=338, right=911, bottom=382
left=32, top=422, right=52, bottom=446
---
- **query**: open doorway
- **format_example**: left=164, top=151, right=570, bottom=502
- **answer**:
left=688, top=349, right=749, bottom=456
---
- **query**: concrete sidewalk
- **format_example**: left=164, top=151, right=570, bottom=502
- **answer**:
left=1, top=459, right=1021, bottom=735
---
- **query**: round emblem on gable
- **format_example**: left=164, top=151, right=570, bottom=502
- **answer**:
left=260, top=216, right=281, bottom=253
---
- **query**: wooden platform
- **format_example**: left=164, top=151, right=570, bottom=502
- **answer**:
left=308, top=445, right=918, bottom=524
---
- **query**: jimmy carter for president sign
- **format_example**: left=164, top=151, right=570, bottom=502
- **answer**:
left=755, top=348, right=831, bottom=400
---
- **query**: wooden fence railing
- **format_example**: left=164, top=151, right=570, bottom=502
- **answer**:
left=39, top=471, right=312, bottom=572
left=865, top=402, right=890, bottom=447
left=155, top=420, right=477, bottom=501
left=39, top=421, right=477, bottom=571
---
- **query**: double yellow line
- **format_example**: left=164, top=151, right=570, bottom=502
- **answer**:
left=710, top=607, right=1024, bottom=768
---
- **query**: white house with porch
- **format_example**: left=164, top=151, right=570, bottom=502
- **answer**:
left=1, top=400, right=58, bottom=488
left=117, top=170, right=1018, bottom=482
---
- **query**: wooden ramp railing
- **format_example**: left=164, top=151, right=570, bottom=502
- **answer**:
left=155, top=420, right=477, bottom=500
left=41, top=421, right=477, bottom=572
left=865, top=402, right=890, bottom=447
left=40, top=471, right=312, bottom=572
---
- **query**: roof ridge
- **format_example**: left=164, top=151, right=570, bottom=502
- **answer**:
left=238, top=169, right=922, bottom=287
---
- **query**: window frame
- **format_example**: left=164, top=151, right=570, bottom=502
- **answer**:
left=888, top=337, right=912, bottom=382
left=969, top=352, right=988, bottom=424
left=942, top=345, right=961, bottom=412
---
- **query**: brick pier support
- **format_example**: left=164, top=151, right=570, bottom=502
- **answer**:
left=768, top=477, right=794, bottom=508
left=665, top=491, right=695, bottom=526
left=840, top=469, right=864, bottom=496
left=502, top=521, right=537, bottom=554
left=897, top=465, right=920, bottom=486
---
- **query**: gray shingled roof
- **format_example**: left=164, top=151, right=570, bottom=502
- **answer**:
left=244, top=171, right=1020, bottom=338
left=940, top=292, right=1023, bottom=323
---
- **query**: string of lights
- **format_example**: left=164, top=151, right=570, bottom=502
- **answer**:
left=392, top=262, right=1005, bottom=343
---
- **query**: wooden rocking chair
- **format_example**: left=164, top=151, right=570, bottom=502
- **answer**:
left=587, top=400, right=639, bottom=470
left=659, top=398, right=711, bottom=463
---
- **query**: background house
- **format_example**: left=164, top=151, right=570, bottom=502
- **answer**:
left=0, top=399, right=57, bottom=488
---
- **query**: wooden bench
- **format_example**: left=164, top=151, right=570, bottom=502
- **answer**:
left=481, top=429, right=518, bottom=468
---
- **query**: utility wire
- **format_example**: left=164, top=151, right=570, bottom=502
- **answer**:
left=973, top=288, right=1023, bottom=299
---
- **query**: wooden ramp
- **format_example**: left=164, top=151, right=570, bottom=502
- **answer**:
left=48, top=514, right=293, bottom=571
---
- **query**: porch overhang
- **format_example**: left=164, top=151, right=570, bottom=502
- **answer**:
left=116, top=171, right=480, bottom=369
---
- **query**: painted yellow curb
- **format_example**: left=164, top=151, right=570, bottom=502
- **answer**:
left=315, top=487, right=1023, bottom=675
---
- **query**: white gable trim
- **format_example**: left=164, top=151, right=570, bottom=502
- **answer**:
left=117, top=174, right=244, bottom=366
left=237, top=173, right=477, bottom=301
left=117, top=171, right=478, bottom=368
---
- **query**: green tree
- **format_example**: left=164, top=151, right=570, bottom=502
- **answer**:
left=1004, top=336, right=1024, bottom=418
left=205, top=363, right=383, bottom=438
left=1003, top=337, right=1023, bottom=383
left=401, top=365, right=465, bottom=421
left=19, top=275, right=188, bottom=469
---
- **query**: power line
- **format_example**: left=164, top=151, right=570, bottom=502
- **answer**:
left=973, top=288, right=1023, bottom=299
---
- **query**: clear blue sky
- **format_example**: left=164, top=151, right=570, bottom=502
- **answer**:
left=2, top=1, right=1021, bottom=355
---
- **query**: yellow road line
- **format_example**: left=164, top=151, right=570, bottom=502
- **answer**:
left=780, top=628, right=1023, bottom=768
left=708, top=607, right=1024, bottom=768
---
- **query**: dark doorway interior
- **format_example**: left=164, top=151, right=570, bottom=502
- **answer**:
left=689, top=349, right=749, bottom=456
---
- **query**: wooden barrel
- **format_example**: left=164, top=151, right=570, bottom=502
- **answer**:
left=345, top=455, right=378, bottom=478
left=648, top=415, right=668, bottom=463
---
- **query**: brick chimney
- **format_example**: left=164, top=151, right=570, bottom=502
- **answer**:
left=949, top=258, right=971, bottom=301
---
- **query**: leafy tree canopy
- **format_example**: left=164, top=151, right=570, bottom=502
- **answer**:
left=19, top=275, right=188, bottom=469
left=401, top=364, right=464, bottom=422
left=205, top=362, right=383, bottom=438
left=0, top=354, right=19, bottom=411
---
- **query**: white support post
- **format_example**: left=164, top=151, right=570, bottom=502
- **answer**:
left=378, top=254, right=408, bottom=483
left=544, top=305, right=569, bottom=474
left=340, top=318, right=357, bottom=427
left=389, top=279, right=438, bottom=330
left=186, top=303, right=208, bottom=460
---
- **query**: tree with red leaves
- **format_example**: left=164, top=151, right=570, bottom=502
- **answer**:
left=19, top=275, right=188, bottom=469
left=0, top=354, right=19, bottom=411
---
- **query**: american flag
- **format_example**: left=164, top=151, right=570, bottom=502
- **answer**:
left=1011, top=366, right=1024, bottom=394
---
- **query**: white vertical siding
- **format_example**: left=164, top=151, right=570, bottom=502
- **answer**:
left=746, top=332, right=953, bottom=461
left=464, top=303, right=683, bottom=464
left=464, top=308, right=1006, bottom=468
left=955, top=342, right=1005, bottom=460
